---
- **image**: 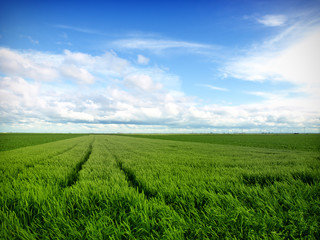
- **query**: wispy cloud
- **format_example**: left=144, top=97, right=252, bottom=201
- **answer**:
left=137, top=54, right=149, bottom=65
left=257, top=14, right=287, bottom=27
left=20, top=35, right=39, bottom=44
left=218, top=19, right=320, bottom=132
left=224, top=27, right=320, bottom=90
left=199, top=84, right=228, bottom=92
left=223, top=9, right=320, bottom=92
left=54, top=24, right=104, bottom=35
left=56, top=41, right=72, bottom=46
left=112, top=38, right=214, bottom=53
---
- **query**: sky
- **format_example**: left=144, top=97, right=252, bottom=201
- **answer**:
left=0, top=0, right=320, bottom=133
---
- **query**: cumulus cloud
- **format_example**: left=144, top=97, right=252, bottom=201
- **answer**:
left=1, top=73, right=318, bottom=133
left=0, top=48, right=59, bottom=81
left=0, top=76, right=41, bottom=109
left=257, top=14, right=287, bottom=27
left=61, top=64, right=95, bottom=84
left=0, top=47, right=185, bottom=129
left=62, top=49, right=130, bottom=77
left=0, top=48, right=131, bottom=84
left=0, top=45, right=319, bottom=133
left=124, top=74, right=162, bottom=91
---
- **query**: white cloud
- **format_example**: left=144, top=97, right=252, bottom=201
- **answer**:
left=216, top=21, right=320, bottom=132
left=63, top=49, right=95, bottom=65
left=137, top=54, right=149, bottom=64
left=257, top=15, right=287, bottom=27
left=124, top=74, right=162, bottom=91
left=270, top=29, right=320, bottom=87
left=113, top=38, right=213, bottom=53
left=0, top=48, right=131, bottom=84
left=224, top=27, right=320, bottom=92
left=0, top=76, right=41, bottom=109
left=0, top=48, right=59, bottom=81
left=200, top=84, right=228, bottom=92
left=1, top=73, right=318, bottom=133
left=0, top=45, right=319, bottom=133
left=63, top=49, right=130, bottom=77
left=61, top=64, right=95, bottom=84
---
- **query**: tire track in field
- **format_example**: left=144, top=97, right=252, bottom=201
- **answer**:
left=104, top=143, right=157, bottom=199
left=104, top=139, right=212, bottom=213
left=36, top=142, right=80, bottom=165
left=7, top=142, right=81, bottom=179
left=104, top=141, right=189, bottom=238
left=65, top=137, right=95, bottom=187
left=104, top=139, right=170, bottom=201
left=117, top=159, right=157, bottom=198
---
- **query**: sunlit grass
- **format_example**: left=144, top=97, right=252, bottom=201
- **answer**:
left=1, top=134, right=319, bottom=239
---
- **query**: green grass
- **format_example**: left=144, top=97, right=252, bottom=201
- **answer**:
left=1, top=134, right=319, bottom=239
left=0, top=133, right=87, bottom=151
left=122, top=133, right=320, bottom=152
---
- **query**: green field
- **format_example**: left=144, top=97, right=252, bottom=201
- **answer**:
left=122, top=133, right=320, bottom=152
left=0, top=133, right=87, bottom=151
left=1, top=134, right=319, bottom=239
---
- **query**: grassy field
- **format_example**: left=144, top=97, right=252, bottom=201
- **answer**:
left=0, top=133, right=87, bottom=151
left=1, top=134, right=319, bottom=239
left=122, top=133, right=320, bottom=152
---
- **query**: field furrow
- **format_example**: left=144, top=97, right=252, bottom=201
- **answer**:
left=0, top=136, right=91, bottom=181
left=45, top=135, right=186, bottom=239
left=65, top=137, right=94, bottom=188
left=0, top=135, right=95, bottom=238
left=105, top=142, right=157, bottom=199
left=1, top=134, right=319, bottom=239
left=103, top=135, right=320, bottom=239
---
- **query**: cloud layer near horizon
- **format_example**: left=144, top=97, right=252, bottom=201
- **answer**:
left=0, top=42, right=319, bottom=133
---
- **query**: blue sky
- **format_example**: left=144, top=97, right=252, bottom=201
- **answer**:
left=0, top=0, right=320, bottom=133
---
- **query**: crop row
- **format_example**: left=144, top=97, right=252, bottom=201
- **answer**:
left=1, top=135, right=185, bottom=239
left=123, top=133, right=320, bottom=152
left=105, top=135, right=320, bottom=239
left=1, top=135, right=94, bottom=235
left=0, top=133, right=88, bottom=151
left=1, top=134, right=319, bottom=239
left=0, top=135, right=92, bottom=182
